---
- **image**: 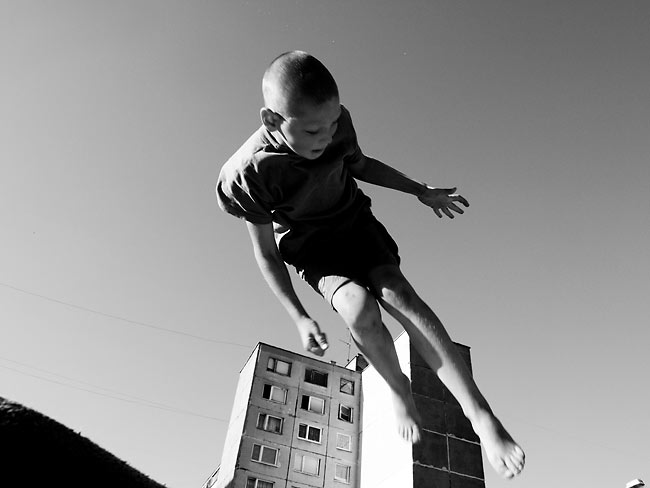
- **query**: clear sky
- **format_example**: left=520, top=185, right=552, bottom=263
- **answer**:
left=1, top=1, right=649, bottom=487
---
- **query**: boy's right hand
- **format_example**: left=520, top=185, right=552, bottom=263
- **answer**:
left=295, top=317, right=329, bottom=356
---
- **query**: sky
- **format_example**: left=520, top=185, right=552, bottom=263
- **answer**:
left=1, top=1, right=649, bottom=487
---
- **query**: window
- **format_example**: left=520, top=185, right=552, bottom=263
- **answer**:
left=294, top=453, right=320, bottom=476
left=339, top=378, right=355, bottom=395
left=334, top=464, right=351, bottom=484
left=257, top=413, right=283, bottom=434
left=262, top=384, right=287, bottom=404
left=297, top=423, right=322, bottom=443
left=336, top=432, right=352, bottom=451
left=251, top=444, right=279, bottom=466
left=300, top=394, right=325, bottom=414
left=338, top=405, right=353, bottom=423
left=267, top=357, right=292, bottom=376
left=304, top=368, right=328, bottom=387
left=247, top=478, right=274, bottom=488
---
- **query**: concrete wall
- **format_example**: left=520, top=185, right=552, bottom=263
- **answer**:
left=358, top=335, right=414, bottom=488
left=359, top=334, right=485, bottom=488
left=214, top=345, right=259, bottom=488
left=409, top=338, right=485, bottom=488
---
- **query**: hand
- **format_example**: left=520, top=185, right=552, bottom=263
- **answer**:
left=418, top=186, right=469, bottom=219
left=295, top=317, right=329, bottom=356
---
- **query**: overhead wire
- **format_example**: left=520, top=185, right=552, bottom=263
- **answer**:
left=0, top=281, right=249, bottom=421
left=502, top=409, right=650, bottom=463
left=0, top=358, right=227, bottom=423
left=0, top=281, right=251, bottom=348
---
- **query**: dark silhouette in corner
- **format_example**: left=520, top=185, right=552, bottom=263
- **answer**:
left=0, top=396, right=167, bottom=488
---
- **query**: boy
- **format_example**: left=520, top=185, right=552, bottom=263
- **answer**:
left=217, top=51, right=525, bottom=478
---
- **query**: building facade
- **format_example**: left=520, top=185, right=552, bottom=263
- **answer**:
left=207, top=334, right=485, bottom=488
left=207, top=343, right=362, bottom=488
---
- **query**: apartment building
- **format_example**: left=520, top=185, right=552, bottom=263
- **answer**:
left=207, top=343, right=362, bottom=488
left=206, top=334, right=485, bottom=488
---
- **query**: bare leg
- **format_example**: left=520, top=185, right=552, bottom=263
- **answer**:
left=332, top=281, right=422, bottom=443
left=368, top=265, right=525, bottom=479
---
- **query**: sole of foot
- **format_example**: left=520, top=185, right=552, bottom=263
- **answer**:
left=472, top=412, right=525, bottom=478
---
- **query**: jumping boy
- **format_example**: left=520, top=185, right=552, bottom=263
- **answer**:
left=217, top=51, right=525, bottom=478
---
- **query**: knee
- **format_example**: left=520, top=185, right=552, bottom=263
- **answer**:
left=372, top=269, right=416, bottom=309
left=335, top=286, right=381, bottom=335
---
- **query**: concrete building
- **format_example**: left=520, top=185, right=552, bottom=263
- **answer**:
left=206, top=334, right=485, bottom=488
left=359, top=334, right=484, bottom=488
left=206, top=343, right=362, bottom=488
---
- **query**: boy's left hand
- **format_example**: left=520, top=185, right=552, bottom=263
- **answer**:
left=418, top=186, right=469, bottom=219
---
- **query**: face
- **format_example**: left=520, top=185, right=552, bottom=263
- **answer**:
left=272, top=97, right=341, bottom=160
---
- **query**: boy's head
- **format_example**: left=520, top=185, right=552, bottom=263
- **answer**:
left=260, top=51, right=341, bottom=160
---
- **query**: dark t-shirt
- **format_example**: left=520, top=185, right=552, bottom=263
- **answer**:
left=217, top=105, right=373, bottom=264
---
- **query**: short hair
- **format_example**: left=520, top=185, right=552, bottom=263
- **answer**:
left=262, top=51, right=339, bottom=115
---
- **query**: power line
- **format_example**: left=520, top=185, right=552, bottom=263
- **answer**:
left=0, top=360, right=227, bottom=423
left=0, top=282, right=251, bottom=348
left=0, top=356, right=200, bottom=413
left=502, top=410, right=650, bottom=463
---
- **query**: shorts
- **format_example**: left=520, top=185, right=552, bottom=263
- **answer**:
left=292, top=214, right=401, bottom=308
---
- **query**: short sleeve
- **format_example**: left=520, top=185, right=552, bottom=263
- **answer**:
left=216, top=164, right=274, bottom=225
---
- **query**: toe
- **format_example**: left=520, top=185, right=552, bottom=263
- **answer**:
left=412, top=426, right=422, bottom=444
left=506, top=449, right=526, bottom=477
left=511, top=446, right=525, bottom=473
left=513, top=444, right=525, bottom=462
left=503, top=455, right=520, bottom=477
left=493, top=457, right=513, bottom=479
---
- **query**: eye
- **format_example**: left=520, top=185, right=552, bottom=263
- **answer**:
left=305, top=130, right=318, bottom=135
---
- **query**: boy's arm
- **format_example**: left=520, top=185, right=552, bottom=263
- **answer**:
left=245, top=221, right=329, bottom=356
left=348, top=155, right=470, bottom=219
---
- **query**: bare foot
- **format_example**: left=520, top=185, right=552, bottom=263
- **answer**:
left=391, top=374, right=422, bottom=443
left=472, top=412, right=525, bottom=478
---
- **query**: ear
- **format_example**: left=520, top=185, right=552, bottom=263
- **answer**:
left=260, top=108, right=283, bottom=131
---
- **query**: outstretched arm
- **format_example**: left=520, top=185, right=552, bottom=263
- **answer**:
left=347, top=155, right=470, bottom=218
left=245, top=221, right=329, bottom=355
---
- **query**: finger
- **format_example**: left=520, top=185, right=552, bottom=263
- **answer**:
left=306, top=334, right=326, bottom=356
left=448, top=202, right=464, bottom=214
left=452, top=195, right=470, bottom=207
left=433, top=207, right=443, bottom=218
left=316, top=333, right=329, bottom=350
left=442, top=187, right=457, bottom=195
left=310, top=346, right=325, bottom=357
left=442, top=207, right=454, bottom=219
